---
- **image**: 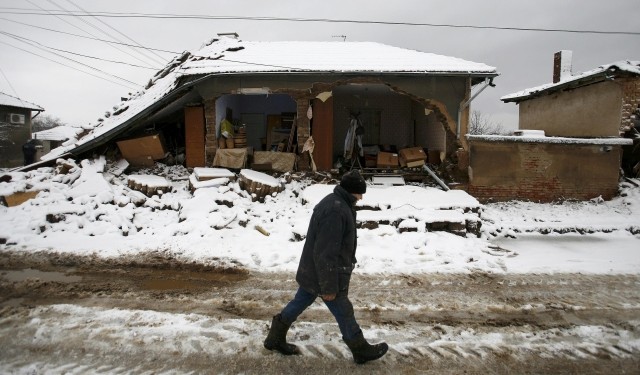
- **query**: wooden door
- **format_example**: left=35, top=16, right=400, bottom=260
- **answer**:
left=312, top=97, right=334, bottom=171
left=184, top=106, right=205, bottom=167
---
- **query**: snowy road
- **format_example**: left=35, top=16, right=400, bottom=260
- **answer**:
left=1, top=251, right=639, bottom=374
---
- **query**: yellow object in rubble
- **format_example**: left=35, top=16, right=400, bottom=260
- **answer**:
left=221, top=119, right=234, bottom=138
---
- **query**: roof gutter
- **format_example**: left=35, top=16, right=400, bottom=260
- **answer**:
left=457, top=77, right=494, bottom=139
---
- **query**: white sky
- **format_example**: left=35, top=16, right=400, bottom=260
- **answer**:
left=0, top=0, right=638, bottom=130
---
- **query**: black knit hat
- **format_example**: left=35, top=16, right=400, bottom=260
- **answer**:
left=340, top=170, right=367, bottom=194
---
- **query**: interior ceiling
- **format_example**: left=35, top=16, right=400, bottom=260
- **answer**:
left=145, top=90, right=203, bottom=124
left=334, top=84, right=393, bottom=96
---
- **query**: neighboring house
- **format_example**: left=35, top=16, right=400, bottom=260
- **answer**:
left=467, top=51, right=637, bottom=202
left=31, top=125, right=84, bottom=162
left=0, top=92, right=44, bottom=168
left=44, top=34, right=498, bottom=175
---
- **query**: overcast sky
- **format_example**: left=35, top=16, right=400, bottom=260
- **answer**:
left=0, top=0, right=638, bottom=131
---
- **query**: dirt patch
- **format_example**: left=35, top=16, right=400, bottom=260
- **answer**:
left=0, top=250, right=639, bottom=374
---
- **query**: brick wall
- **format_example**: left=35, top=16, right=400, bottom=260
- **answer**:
left=619, top=76, right=640, bottom=134
left=468, top=140, right=622, bottom=202
left=203, top=97, right=218, bottom=166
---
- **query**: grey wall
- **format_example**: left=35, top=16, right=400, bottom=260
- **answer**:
left=519, top=80, right=623, bottom=137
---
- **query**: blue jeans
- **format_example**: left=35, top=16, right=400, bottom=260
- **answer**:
left=280, top=287, right=361, bottom=340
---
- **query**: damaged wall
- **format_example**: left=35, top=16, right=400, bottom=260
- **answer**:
left=193, top=73, right=469, bottom=170
left=468, top=138, right=623, bottom=202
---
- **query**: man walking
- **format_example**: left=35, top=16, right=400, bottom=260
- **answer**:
left=22, top=139, right=37, bottom=165
left=264, top=170, right=388, bottom=364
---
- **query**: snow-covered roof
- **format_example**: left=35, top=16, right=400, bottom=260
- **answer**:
left=180, top=39, right=498, bottom=75
left=501, top=60, right=640, bottom=103
left=32, top=125, right=83, bottom=141
left=0, top=91, right=44, bottom=111
left=43, top=37, right=497, bottom=160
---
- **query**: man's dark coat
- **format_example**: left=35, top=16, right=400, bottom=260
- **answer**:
left=296, top=185, right=358, bottom=295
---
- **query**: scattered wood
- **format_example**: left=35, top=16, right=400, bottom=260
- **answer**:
left=127, top=175, right=171, bottom=196
left=110, top=159, right=129, bottom=176
left=255, top=225, right=270, bottom=236
left=238, top=169, right=284, bottom=201
left=2, top=191, right=40, bottom=207
left=56, top=159, right=78, bottom=175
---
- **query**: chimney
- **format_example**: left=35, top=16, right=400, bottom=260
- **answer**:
left=553, top=50, right=573, bottom=83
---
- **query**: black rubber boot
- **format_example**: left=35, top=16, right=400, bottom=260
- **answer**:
left=344, top=331, right=388, bottom=364
left=264, top=314, right=300, bottom=355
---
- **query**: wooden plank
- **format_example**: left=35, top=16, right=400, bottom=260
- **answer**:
left=312, top=97, right=334, bottom=171
left=184, top=106, right=206, bottom=167
left=3, top=191, right=40, bottom=206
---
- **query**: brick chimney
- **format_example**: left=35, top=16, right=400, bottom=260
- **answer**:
left=553, top=50, right=573, bottom=83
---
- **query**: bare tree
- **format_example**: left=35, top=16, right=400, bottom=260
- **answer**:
left=32, top=114, right=65, bottom=133
left=469, top=110, right=505, bottom=135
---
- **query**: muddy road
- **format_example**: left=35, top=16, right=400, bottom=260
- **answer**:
left=1, top=251, right=639, bottom=374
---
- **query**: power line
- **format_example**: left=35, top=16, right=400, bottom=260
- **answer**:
left=0, top=30, right=157, bottom=69
left=22, top=1, right=160, bottom=69
left=0, top=65, right=20, bottom=97
left=0, top=39, right=138, bottom=90
left=0, top=18, right=310, bottom=72
left=0, top=8, right=638, bottom=36
left=1, top=31, right=140, bottom=86
left=0, top=17, right=177, bottom=55
left=58, top=0, right=166, bottom=66
left=63, top=0, right=168, bottom=64
left=0, top=35, right=140, bottom=89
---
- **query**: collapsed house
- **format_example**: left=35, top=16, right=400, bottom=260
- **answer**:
left=42, top=33, right=498, bottom=184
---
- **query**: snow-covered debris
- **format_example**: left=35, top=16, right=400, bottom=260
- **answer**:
left=1, top=160, right=639, bottom=275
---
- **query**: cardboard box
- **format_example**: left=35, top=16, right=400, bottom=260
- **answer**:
left=399, top=147, right=427, bottom=163
left=128, top=156, right=154, bottom=168
left=376, top=152, right=398, bottom=168
left=364, top=155, right=377, bottom=168
left=117, top=133, right=167, bottom=163
left=404, top=159, right=425, bottom=168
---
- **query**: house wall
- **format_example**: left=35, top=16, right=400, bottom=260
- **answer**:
left=518, top=80, right=623, bottom=137
left=468, top=139, right=622, bottom=202
left=414, top=104, right=446, bottom=155
left=0, top=106, right=32, bottom=167
left=332, top=88, right=413, bottom=154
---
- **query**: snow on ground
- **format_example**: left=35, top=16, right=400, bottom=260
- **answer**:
left=1, top=158, right=638, bottom=275
left=1, top=160, right=640, bottom=373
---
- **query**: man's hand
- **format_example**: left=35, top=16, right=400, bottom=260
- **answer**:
left=321, top=293, right=336, bottom=301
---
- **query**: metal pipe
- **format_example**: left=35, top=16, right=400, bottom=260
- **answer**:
left=423, top=164, right=449, bottom=191
left=456, top=77, right=493, bottom=139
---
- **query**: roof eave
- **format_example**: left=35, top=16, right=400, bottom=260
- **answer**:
left=501, top=68, right=638, bottom=103
left=181, top=69, right=498, bottom=78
